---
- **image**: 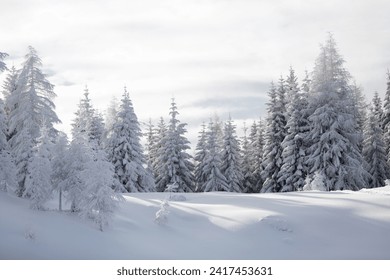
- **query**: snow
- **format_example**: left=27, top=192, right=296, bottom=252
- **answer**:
left=1, top=188, right=390, bottom=259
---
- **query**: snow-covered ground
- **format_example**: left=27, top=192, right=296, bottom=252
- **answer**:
left=1, top=187, right=390, bottom=259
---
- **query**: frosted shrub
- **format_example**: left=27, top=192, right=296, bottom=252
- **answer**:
left=303, top=172, right=327, bottom=191
left=155, top=200, right=170, bottom=225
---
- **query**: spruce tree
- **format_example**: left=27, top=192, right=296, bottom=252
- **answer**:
left=202, top=121, right=229, bottom=192
left=2, top=66, right=18, bottom=117
left=305, top=35, right=369, bottom=191
left=51, top=132, right=69, bottom=211
left=241, top=123, right=253, bottom=193
left=0, top=52, right=7, bottom=72
left=382, top=71, right=390, bottom=158
left=106, top=87, right=155, bottom=192
left=194, top=123, right=208, bottom=192
left=24, top=124, right=54, bottom=210
left=220, top=117, right=243, bottom=192
left=260, top=82, right=286, bottom=193
left=7, top=46, right=60, bottom=196
left=153, top=117, right=168, bottom=191
left=155, top=99, right=194, bottom=192
left=79, top=142, right=122, bottom=231
left=363, top=106, right=390, bottom=188
left=0, top=97, right=17, bottom=192
left=278, top=67, right=307, bottom=192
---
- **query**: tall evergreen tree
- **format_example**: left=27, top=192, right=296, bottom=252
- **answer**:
left=0, top=52, right=7, bottom=72
left=0, top=97, right=17, bottom=192
left=260, top=82, right=286, bottom=193
left=106, top=87, right=155, bottom=192
left=24, top=124, right=54, bottom=210
left=194, top=123, right=208, bottom=192
left=372, top=91, right=383, bottom=121
left=241, top=123, right=253, bottom=193
left=104, top=95, right=119, bottom=143
left=305, top=35, right=369, bottom=191
left=278, top=68, right=307, bottom=192
left=2, top=66, right=18, bottom=117
left=153, top=117, right=168, bottom=191
left=382, top=71, right=390, bottom=158
left=220, top=117, right=243, bottom=192
left=51, top=132, right=69, bottom=211
left=363, top=106, right=390, bottom=188
left=202, top=121, right=229, bottom=192
left=79, top=143, right=122, bottom=231
left=155, top=99, right=194, bottom=192
left=7, top=46, right=60, bottom=196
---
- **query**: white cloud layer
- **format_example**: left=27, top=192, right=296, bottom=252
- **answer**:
left=1, top=0, right=389, bottom=145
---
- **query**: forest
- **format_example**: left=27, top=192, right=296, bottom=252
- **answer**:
left=1, top=35, right=389, bottom=230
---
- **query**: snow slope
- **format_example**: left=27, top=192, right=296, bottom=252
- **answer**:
left=0, top=187, right=389, bottom=259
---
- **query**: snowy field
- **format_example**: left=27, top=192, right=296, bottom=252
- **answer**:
left=1, top=187, right=390, bottom=260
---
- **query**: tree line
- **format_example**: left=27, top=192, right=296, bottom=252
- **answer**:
left=1, top=35, right=389, bottom=230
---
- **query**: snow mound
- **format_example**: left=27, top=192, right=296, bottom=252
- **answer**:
left=358, top=186, right=390, bottom=195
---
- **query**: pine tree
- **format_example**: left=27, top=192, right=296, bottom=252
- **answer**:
left=0, top=52, right=7, bottom=73
left=202, top=121, right=229, bottom=192
left=7, top=46, right=60, bottom=196
left=278, top=67, right=307, bottom=192
left=382, top=71, right=390, bottom=158
left=67, top=87, right=99, bottom=211
left=51, top=132, right=69, bottom=211
left=372, top=91, right=383, bottom=122
left=0, top=97, right=17, bottom=192
left=24, top=124, right=54, bottom=210
left=194, top=123, right=208, bottom=192
left=145, top=119, right=156, bottom=169
left=153, top=117, right=168, bottom=191
left=305, top=35, right=369, bottom=191
left=104, top=95, right=119, bottom=143
left=155, top=99, right=194, bottom=192
left=363, top=106, right=390, bottom=188
left=79, top=144, right=122, bottom=231
left=106, top=87, right=155, bottom=192
left=241, top=123, right=254, bottom=193
left=2, top=66, right=18, bottom=117
left=247, top=120, right=265, bottom=193
left=260, top=82, right=286, bottom=193
left=220, top=117, right=243, bottom=192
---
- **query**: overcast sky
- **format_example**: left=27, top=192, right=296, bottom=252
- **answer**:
left=1, top=0, right=390, bottom=146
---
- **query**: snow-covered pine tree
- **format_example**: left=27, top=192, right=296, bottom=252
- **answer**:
left=363, top=106, right=390, bottom=188
left=0, top=97, right=17, bottom=192
left=79, top=142, right=122, bottom=231
left=104, top=95, right=119, bottom=143
left=305, top=35, right=369, bottom=191
left=247, top=120, right=265, bottom=193
left=241, top=124, right=251, bottom=192
left=202, top=120, right=229, bottom=192
left=194, top=123, right=208, bottom=192
left=24, top=124, right=54, bottom=210
left=0, top=52, right=7, bottom=72
left=155, top=99, right=194, bottom=192
left=260, top=82, right=286, bottom=193
left=278, top=67, right=307, bottom=192
left=372, top=91, right=383, bottom=122
left=153, top=117, right=168, bottom=191
left=1, top=66, right=18, bottom=118
left=51, top=132, right=69, bottom=211
left=106, top=87, right=155, bottom=192
left=145, top=119, right=156, bottom=169
left=7, top=46, right=60, bottom=196
left=382, top=71, right=390, bottom=158
left=220, top=117, right=243, bottom=192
